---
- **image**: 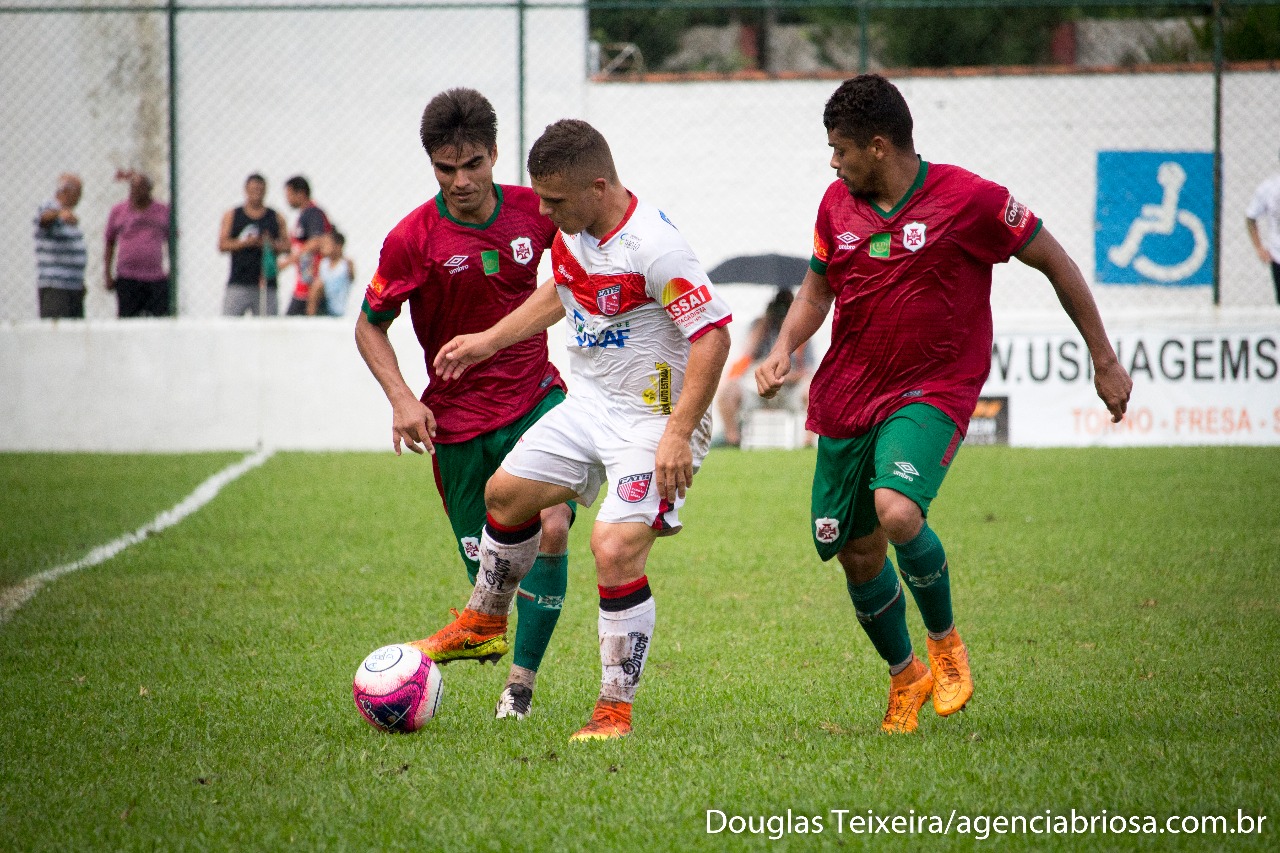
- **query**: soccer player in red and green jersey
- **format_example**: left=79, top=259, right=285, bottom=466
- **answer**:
left=756, top=74, right=1133, bottom=733
left=354, top=88, right=571, bottom=721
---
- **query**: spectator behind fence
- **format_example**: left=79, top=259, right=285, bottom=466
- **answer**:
left=316, top=230, right=354, bottom=317
left=715, top=287, right=811, bottom=447
left=281, top=175, right=332, bottom=315
left=34, top=173, right=87, bottom=319
left=105, top=170, right=171, bottom=317
left=1245, top=149, right=1280, bottom=304
left=219, top=173, right=289, bottom=316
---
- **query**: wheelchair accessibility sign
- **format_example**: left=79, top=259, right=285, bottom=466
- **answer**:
left=1095, top=151, right=1213, bottom=286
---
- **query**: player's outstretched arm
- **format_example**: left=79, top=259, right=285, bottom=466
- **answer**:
left=1017, top=227, right=1133, bottom=422
left=355, top=312, right=438, bottom=455
left=756, top=267, right=833, bottom=399
left=656, top=325, right=731, bottom=502
left=433, top=278, right=564, bottom=382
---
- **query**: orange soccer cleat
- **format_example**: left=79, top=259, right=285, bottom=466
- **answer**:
left=569, top=698, right=633, bottom=742
left=881, top=657, right=933, bottom=734
left=410, top=607, right=509, bottom=665
left=926, top=629, right=973, bottom=716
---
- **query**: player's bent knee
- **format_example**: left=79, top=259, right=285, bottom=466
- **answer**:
left=590, top=526, right=654, bottom=585
left=538, top=504, right=572, bottom=553
left=875, top=489, right=924, bottom=544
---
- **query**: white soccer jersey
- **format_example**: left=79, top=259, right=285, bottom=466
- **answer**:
left=550, top=195, right=732, bottom=436
left=1246, top=173, right=1280, bottom=261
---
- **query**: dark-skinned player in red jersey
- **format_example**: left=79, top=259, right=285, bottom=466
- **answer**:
left=757, top=75, right=1133, bottom=734
left=355, top=88, right=572, bottom=721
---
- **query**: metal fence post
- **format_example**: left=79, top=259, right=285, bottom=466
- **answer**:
left=518, top=0, right=527, bottom=184
left=1212, top=0, right=1224, bottom=307
left=168, top=0, right=180, bottom=315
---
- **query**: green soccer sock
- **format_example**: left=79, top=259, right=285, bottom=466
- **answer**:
left=892, top=523, right=954, bottom=636
left=512, top=552, right=568, bottom=673
left=847, top=558, right=913, bottom=669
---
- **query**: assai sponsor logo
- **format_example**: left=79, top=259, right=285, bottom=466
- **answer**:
left=444, top=254, right=470, bottom=275
left=369, top=271, right=388, bottom=296
left=662, top=278, right=712, bottom=324
left=617, top=472, right=653, bottom=503
left=510, top=237, right=534, bottom=265
left=893, top=461, right=919, bottom=482
left=815, top=517, right=840, bottom=544
left=902, top=222, right=927, bottom=252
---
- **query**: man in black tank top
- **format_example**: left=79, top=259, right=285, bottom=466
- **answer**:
left=218, top=173, right=290, bottom=315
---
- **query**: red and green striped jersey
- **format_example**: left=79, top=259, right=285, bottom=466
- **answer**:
left=363, top=184, right=563, bottom=444
left=808, top=160, right=1041, bottom=438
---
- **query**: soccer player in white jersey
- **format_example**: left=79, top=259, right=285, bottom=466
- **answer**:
left=419, top=118, right=733, bottom=741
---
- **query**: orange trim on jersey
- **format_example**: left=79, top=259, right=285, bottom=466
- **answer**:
left=551, top=233, right=653, bottom=317
left=597, top=191, right=639, bottom=245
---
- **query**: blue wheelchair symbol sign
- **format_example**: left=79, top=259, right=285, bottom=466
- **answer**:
left=1095, top=151, right=1214, bottom=286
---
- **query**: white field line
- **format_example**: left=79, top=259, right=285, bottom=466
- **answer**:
left=0, top=448, right=275, bottom=625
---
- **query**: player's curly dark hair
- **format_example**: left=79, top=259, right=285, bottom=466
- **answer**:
left=823, top=74, right=914, bottom=150
left=527, top=119, right=619, bottom=186
left=420, top=88, right=498, bottom=156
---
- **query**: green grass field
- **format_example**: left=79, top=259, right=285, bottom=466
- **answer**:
left=1, top=447, right=1277, bottom=851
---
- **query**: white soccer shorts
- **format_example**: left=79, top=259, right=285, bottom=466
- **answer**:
left=500, top=393, right=702, bottom=535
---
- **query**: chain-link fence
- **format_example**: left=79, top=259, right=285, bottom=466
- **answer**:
left=2, top=0, right=1278, bottom=322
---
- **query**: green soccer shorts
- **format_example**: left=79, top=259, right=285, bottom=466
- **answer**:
left=432, top=388, right=573, bottom=577
left=810, top=402, right=962, bottom=561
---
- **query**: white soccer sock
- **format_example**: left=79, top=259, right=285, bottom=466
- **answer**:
left=598, top=597, right=656, bottom=704
left=467, top=522, right=541, bottom=616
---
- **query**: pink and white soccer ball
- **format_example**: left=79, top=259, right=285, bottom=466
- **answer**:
left=352, top=643, right=443, bottom=733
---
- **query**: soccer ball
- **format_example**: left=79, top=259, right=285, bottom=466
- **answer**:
left=352, top=643, right=443, bottom=733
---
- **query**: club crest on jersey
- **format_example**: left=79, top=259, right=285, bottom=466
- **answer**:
left=815, top=517, right=840, bottom=544
left=902, top=222, right=927, bottom=252
left=510, top=237, right=534, bottom=265
left=617, top=472, right=653, bottom=503
left=597, top=284, right=622, bottom=316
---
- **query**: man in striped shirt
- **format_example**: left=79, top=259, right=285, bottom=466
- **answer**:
left=35, top=173, right=88, bottom=319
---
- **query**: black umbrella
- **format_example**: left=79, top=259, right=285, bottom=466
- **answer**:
left=707, top=253, right=809, bottom=288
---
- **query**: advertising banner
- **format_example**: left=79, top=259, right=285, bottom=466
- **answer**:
left=981, top=326, right=1280, bottom=446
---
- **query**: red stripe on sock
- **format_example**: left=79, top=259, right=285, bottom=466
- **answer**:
left=599, top=575, right=649, bottom=599
left=485, top=512, right=540, bottom=535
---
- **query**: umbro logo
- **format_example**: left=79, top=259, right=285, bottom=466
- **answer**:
left=836, top=231, right=860, bottom=250
left=893, top=461, right=919, bottom=482
left=445, top=255, right=468, bottom=266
